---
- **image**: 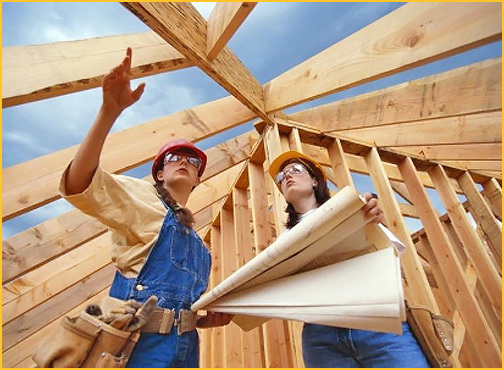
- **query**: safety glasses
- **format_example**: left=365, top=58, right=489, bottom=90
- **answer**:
left=164, top=152, right=202, bottom=170
left=275, top=163, right=308, bottom=184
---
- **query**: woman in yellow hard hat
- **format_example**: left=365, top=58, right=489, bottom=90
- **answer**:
left=60, top=48, right=232, bottom=367
left=269, top=151, right=430, bottom=368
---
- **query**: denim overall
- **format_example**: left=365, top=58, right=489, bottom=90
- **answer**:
left=109, top=207, right=211, bottom=368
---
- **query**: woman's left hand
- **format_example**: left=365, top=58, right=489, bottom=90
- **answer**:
left=361, top=192, right=384, bottom=224
left=196, top=311, right=234, bottom=328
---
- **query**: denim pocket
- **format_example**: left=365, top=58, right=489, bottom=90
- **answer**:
left=169, top=225, right=200, bottom=276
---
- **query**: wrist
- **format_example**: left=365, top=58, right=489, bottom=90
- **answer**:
left=99, top=103, right=122, bottom=122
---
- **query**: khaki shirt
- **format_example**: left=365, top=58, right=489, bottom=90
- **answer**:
left=60, top=165, right=166, bottom=277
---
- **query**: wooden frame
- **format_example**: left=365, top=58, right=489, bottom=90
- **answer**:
left=2, top=3, right=501, bottom=367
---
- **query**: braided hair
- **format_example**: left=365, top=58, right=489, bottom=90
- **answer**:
left=154, top=179, right=195, bottom=229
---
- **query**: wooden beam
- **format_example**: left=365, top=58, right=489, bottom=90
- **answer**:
left=389, top=143, right=502, bottom=162
left=441, top=160, right=502, bottom=172
left=457, top=172, right=502, bottom=262
left=336, top=111, right=501, bottom=147
left=264, top=2, right=501, bottom=111
left=398, top=156, right=501, bottom=367
left=2, top=95, right=256, bottom=221
left=209, top=224, right=224, bottom=367
left=428, top=165, right=501, bottom=316
left=122, top=2, right=269, bottom=122
left=289, top=57, right=501, bottom=132
left=248, top=161, right=272, bottom=253
left=220, top=205, right=243, bottom=367
left=327, top=138, right=354, bottom=189
left=263, top=118, right=495, bottom=184
left=2, top=210, right=106, bottom=284
left=232, top=187, right=264, bottom=367
left=482, top=178, right=502, bottom=221
left=2, top=32, right=192, bottom=108
left=2, top=264, right=115, bottom=352
left=364, top=148, right=439, bottom=309
left=3, top=236, right=111, bottom=325
left=2, top=288, right=109, bottom=368
left=207, top=2, right=256, bottom=60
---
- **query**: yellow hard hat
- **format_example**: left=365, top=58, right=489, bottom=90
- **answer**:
left=268, top=151, right=326, bottom=188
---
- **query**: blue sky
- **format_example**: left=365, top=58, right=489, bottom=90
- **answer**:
left=2, top=2, right=502, bottom=237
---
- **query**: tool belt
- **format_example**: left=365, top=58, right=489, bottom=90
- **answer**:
left=32, top=296, right=197, bottom=368
left=32, top=309, right=141, bottom=368
left=406, top=301, right=455, bottom=368
left=141, top=307, right=198, bottom=335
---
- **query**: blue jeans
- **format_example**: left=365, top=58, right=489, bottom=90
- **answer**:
left=302, top=322, right=431, bottom=368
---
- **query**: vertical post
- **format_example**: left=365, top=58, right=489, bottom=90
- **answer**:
left=209, top=224, right=224, bottom=368
left=233, top=186, right=265, bottom=368
left=220, top=205, right=243, bottom=367
left=248, top=150, right=292, bottom=367
left=327, top=138, right=355, bottom=189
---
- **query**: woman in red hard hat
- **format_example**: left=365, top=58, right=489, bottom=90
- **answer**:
left=60, top=48, right=232, bottom=368
left=269, top=151, right=430, bottom=368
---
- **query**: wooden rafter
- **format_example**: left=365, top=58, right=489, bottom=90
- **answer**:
left=264, top=2, right=501, bottom=112
left=289, top=58, right=501, bottom=133
left=207, top=2, right=256, bottom=60
left=2, top=32, right=192, bottom=108
left=121, top=2, right=270, bottom=122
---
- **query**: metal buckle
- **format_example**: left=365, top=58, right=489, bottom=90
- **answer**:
left=175, top=317, right=183, bottom=335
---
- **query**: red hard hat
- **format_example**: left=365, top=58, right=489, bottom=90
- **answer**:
left=152, top=139, right=207, bottom=180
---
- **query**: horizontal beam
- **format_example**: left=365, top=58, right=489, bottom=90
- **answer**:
left=289, top=58, right=501, bottom=133
left=336, top=111, right=501, bottom=147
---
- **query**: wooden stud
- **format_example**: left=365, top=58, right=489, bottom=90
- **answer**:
left=220, top=205, right=243, bottom=367
left=457, top=172, right=502, bottom=263
left=482, top=178, right=502, bottom=221
left=209, top=224, right=224, bottom=368
left=233, top=187, right=265, bottom=367
left=398, top=156, right=501, bottom=367
left=428, top=165, right=501, bottom=316
left=364, top=147, right=439, bottom=309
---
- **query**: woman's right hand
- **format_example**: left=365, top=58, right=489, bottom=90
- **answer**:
left=102, top=47, right=145, bottom=116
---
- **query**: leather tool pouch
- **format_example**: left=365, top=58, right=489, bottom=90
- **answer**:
left=32, top=310, right=140, bottom=368
left=406, top=302, right=455, bottom=368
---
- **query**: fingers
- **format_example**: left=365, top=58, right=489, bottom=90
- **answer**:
left=124, top=47, right=133, bottom=74
left=361, top=193, right=383, bottom=223
left=132, top=82, right=146, bottom=102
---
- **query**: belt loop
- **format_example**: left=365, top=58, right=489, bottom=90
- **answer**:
left=159, top=309, right=175, bottom=334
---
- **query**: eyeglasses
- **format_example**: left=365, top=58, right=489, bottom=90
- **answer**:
left=275, top=163, right=308, bottom=184
left=164, top=152, right=202, bottom=170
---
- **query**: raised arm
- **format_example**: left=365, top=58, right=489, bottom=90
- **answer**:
left=65, top=47, right=146, bottom=195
